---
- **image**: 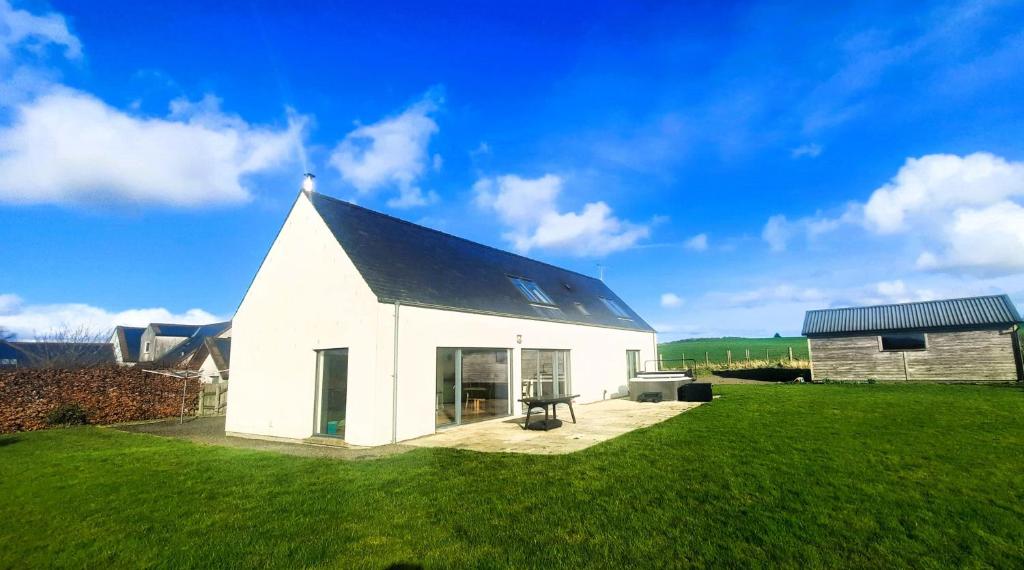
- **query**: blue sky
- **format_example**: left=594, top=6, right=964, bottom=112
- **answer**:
left=1, top=0, right=1023, bottom=340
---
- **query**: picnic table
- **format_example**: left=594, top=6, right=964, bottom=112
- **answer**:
left=518, top=394, right=580, bottom=431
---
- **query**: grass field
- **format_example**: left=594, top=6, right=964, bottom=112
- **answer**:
left=659, top=336, right=809, bottom=365
left=2, top=384, right=1023, bottom=568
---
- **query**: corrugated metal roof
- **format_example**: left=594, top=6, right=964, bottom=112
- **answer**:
left=307, top=191, right=654, bottom=332
left=802, top=295, right=1022, bottom=335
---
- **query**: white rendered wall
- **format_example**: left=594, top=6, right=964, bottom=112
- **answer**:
left=391, top=304, right=658, bottom=443
left=225, top=193, right=388, bottom=445
left=197, top=353, right=223, bottom=383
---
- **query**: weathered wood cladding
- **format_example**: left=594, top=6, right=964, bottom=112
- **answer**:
left=809, top=328, right=1018, bottom=382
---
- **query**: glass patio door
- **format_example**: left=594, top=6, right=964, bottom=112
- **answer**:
left=436, top=348, right=511, bottom=428
left=521, top=349, right=570, bottom=405
left=316, top=348, right=348, bottom=438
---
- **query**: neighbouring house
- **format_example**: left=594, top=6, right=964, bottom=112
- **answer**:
left=138, top=322, right=230, bottom=364
left=138, top=321, right=229, bottom=364
left=186, top=336, right=231, bottom=383
left=803, top=295, right=1023, bottom=382
left=110, top=326, right=145, bottom=365
left=0, top=341, right=116, bottom=368
left=226, top=188, right=658, bottom=446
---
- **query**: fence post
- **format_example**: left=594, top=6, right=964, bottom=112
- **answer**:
left=745, top=348, right=750, bottom=363
left=766, top=348, right=770, bottom=361
left=727, top=350, right=732, bottom=366
left=705, top=352, right=709, bottom=366
left=788, top=346, right=793, bottom=362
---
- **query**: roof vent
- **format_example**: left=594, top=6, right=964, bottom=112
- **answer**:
left=301, top=172, right=316, bottom=193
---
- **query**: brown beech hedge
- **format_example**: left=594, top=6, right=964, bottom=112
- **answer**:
left=0, top=366, right=202, bottom=433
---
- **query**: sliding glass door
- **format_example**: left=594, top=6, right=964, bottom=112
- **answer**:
left=521, top=349, right=571, bottom=405
left=436, top=348, right=511, bottom=428
left=316, top=348, right=348, bottom=438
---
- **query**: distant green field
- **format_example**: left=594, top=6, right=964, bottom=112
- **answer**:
left=659, top=336, right=808, bottom=365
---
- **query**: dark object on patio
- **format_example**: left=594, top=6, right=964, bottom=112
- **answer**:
left=525, top=418, right=563, bottom=431
left=678, top=383, right=713, bottom=402
left=518, top=394, right=579, bottom=431
left=636, top=392, right=663, bottom=403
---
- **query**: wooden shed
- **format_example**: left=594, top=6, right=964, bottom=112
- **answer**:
left=803, top=295, right=1023, bottom=383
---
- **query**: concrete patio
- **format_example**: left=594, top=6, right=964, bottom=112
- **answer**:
left=406, top=398, right=704, bottom=454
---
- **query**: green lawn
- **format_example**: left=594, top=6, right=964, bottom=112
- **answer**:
left=2, top=384, right=1023, bottom=568
left=659, top=336, right=809, bottom=365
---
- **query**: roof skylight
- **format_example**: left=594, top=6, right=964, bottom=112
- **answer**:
left=509, top=277, right=555, bottom=305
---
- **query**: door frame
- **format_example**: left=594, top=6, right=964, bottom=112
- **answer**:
left=520, top=348, right=572, bottom=408
left=436, top=347, right=513, bottom=429
left=312, top=347, right=349, bottom=439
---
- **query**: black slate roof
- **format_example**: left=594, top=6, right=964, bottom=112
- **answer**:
left=0, top=341, right=20, bottom=364
left=6, top=341, right=116, bottom=367
left=151, top=323, right=207, bottom=337
left=113, top=326, right=145, bottom=363
left=307, top=192, right=654, bottom=332
left=155, top=322, right=231, bottom=367
left=802, top=294, right=1022, bottom=336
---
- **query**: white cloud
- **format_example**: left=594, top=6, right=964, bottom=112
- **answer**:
left=683, top=233, right=708, bottom=251
left=762, top=152, right=1024, bottom=276
left=762, top=215, right=792, bottom=252
left=791, top=143, right=822, bottom=158
left=386, top=185, right=439, bottom=208
left=0, top=294, right=223, bottom=339
left=708, top=284, right=828, bottom=309
left=0, top=292, right=20, bottom=315
left=473, top=174, right=650, bottom=256
left=863, top=152, right=1024, bottom=233
left=660, top=293, right=683, bottom=308
left=0, top=88, right=306, bottom=207
left=0, top=0, right=81, bottom=61
left=915, top=201, right=1024, bottom=275
left=329, top=92, right=441, bottom=208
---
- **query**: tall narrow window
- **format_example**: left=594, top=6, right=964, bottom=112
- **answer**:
left=626, top=350, right=640, bottom=380
left=317, top=348, right=349, bottom=438
left=600, top=297, right=631, bottom=319
left=509, top=277, right=554, bottom=305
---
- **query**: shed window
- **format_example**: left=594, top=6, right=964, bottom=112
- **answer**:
left=144, top=341, right=151, bottom=353
left=509, top=277, right=554, bottom=305
left=600, top=297, right=631, bottom=319
left=880, top=333, right=927, bottom=351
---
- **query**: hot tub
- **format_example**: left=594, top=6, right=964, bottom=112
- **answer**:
left=628, top=371, right=694, bottom=402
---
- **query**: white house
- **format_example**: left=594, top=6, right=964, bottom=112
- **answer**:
left=226, top=186, right=659, bottom=446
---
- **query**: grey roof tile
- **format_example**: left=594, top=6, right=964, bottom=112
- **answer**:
left=307, top=192, right=654, bottom=332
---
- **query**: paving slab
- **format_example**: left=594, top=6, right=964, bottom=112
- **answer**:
left=405, top=398, right=704, bottom=454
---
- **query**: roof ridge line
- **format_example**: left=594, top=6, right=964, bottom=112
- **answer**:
left=805, top=294, right=1009, bottom=313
